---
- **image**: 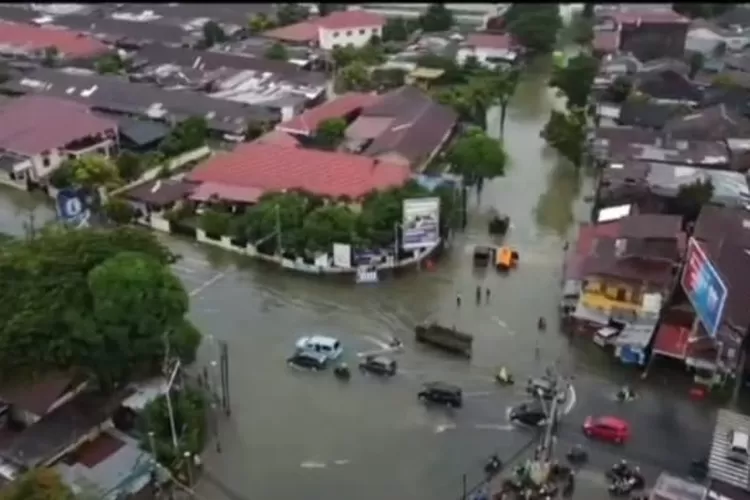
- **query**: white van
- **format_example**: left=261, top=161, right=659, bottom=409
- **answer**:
left=728, top=430, right=750, bottom=463
left=295, top=335, right=343, bottom=361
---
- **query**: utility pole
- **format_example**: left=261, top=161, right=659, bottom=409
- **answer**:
left=220, top=340, right=231, bottom=416
left=393, top=222, right=400, bottom=267
left=165, top=359, right=181, bottom=453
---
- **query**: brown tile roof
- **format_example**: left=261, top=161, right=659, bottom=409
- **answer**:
left=582, top=237, right=677, bottom=285
left=276, top=92, right=381, bottom=137
left=619, top=213, right=682, bottom=239
left=0, top=21, right=109, bottom=59
left=70, top=432, right=125, bottom=468
left=0, top=96, right=117, bottom=156
left=264, top=21, right=319, bottom=43
left=121, top=179, right=197, bottom=207
left=0, top=372, right=76, bottom=416
left=187, top=142, right=411, bottom=199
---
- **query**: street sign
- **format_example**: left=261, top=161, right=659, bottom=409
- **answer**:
left=681, top=237, right=728, bottom=338
left=55, top=187, right=91, bottom=228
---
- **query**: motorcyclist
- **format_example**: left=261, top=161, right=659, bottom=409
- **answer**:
left=389, top=336, right=403, bottom=349
left=617, top=385, right=636, bottom=401
left=497, top=366, right=514, bottom=384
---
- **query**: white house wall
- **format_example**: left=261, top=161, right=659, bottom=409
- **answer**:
left=318, top=25, right=383, bottom=50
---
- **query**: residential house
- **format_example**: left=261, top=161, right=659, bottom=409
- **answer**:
left=685, top=18, right=750, bottom=56
left=116, top=117, right=170, bottom=154
left=121, top=178, right=198, bottom=232
left=0, top=96, right=118, bottom=190
left=616, top=99, right=691, bottom=129
left=346, top=4, right=506, bottom=28
left=275, top=92, right=381, bottom=139
left=0, top=372, right=88, bottom=426
left=56, top=429, right=165, bottom=499
left=344, top=86, right=458, bottom=171
left=455, top=33, right=519, bottom=67
left=264, top=11, right=385, bottom=50
left=186, top=142, right=411, bottom=204
left=607, top=139, right=731, bottom=169
left=587, top=125, right=658, bottom=166
left=0, top=21, right=109, bottom=63
left=572, top=214, right=685, bottom=364
left=663, top=104, right=750, bottom=141
left=632, top=60, right=703, bottom=105
left=704, top=409, right=750, bottom=497
left=0, top=68, right=278, bottom=138
left=611, top=10, right=690, bottom=61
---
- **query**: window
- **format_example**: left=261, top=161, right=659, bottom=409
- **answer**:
left=359, top=29, right=365, bottom=35
left=346, top=30, right=352, bottom=36
left=332, top=31, right=340, bottom=38
left=616, top=288, right=627, bottom=302
left=42, top=156, right=50, bottom=168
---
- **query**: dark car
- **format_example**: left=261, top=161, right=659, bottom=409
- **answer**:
left=418, top=382, right=463, bottom=408
left=359, top=355, right=397, bottom=376
left=287, top=350, right=328, bottom=371
left=509, top=402, right=548, bottom=427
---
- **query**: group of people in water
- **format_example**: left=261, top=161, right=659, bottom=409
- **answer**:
left=455, top=286, right=492, bottom=307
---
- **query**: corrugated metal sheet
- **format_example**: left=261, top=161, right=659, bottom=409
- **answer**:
left=709, top=409, right=750, bottom=491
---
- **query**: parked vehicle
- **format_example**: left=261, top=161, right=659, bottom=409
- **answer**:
left=473, top=245, right=494, bottom=267
left=414, top=321, right=473, bottom=358
left=583, top=416, right=630, bottom=444
left=333, top=363, right=351, bottom=381
left=527, top=377, right=562, bottom=401
left=295, top=335, right=343, bottom=361
left=417, top=382, right=463, bottom=408
left=495, top=246, right=519, bottom=271
left=566, top=445, right=588, bottom=465
left=359, top=355, right=397, bottom=376
left=287, top=350, right=328, bottom=371
left=488, top=213, right=510, bottom=235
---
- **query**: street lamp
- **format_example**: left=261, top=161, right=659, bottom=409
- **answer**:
left=184, top=451, right=193, bottom=486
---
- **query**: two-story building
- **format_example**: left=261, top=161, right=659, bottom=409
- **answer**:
left=0, top=96, right=118, bottom=190
left=597, top=9, right=690, bottom=61
left=455, top=33, right=519, bottom=68
left=571, top=214, right=685, bottom=365
left=264, top=11, right=385, bottom=50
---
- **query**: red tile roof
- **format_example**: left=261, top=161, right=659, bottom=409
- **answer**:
left=188, top=142, right=411, bottom=199
left=593, top=31, right=620, bottom=54
left=614, top=10, right=689, bottom=25
left=276, top=92, right=381, bottom=137
left=465, top=33, right=513, bottom=50
left=264, top=20, right=320, bottom=43
left=254, top=129, right=300, bottom=147
left=72, top=432, right=125, bottom=468
left=316, top=11, right=385, bottom=30
left=0, top=21, right=109, bottom=58
left=0, top=96, right=117, bottom=156
left=564, top=221, right=622, bottom=281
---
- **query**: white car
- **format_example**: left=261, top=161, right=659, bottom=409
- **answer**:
left=295, top=335, right=343, bottom=361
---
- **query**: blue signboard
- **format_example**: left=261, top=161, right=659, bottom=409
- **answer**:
left=681, top=237, right=728, bottom=338
left=56, top=188, right=91, bottom=228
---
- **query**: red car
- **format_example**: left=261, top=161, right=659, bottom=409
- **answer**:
left=582, top=416, right=630, bottom=444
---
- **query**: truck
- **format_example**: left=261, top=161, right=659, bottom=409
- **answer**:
left=414, top=321, right=473, bottom=358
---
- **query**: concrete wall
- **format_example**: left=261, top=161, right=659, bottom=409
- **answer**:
left=319, top=24, right=383, bottom=50
left=110, top=146, right=211, bottom=196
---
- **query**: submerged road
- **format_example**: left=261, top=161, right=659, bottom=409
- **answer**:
left=0, top=58, right=717, bottom=500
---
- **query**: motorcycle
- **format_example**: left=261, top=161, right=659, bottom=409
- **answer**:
left=334, top=363, right=351, bottom=381
left=484, top=454, right=503, bottom=477
left=609, top=478, right=636, bottom=496
left=616, top=386, right=637, bottom=403
left=566, top=445, right=588, bottom=465
left=495, top=367, right=515, bottom=386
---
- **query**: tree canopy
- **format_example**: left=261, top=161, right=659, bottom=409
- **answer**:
left=0, top=468, right=75, bottom=500
left=335, top=61, right=371, bottom=93
left=95, top=53, right=126, bottom=75
left=201, top=21, right=227, bottom=48
left=672, top=3, right=736, bottom=19
left=419, top=3, right=454, bottom=32
left=0, top=227, right=200, bottom=389
left=542, top=108, right=588, bottom=167
left=314, top=118, right=347, bottom=150
left=50, top=155, right=121, bottom=191
left=159, top=116, right=209, bottom=158
left=265, top=42, right=288, bottom=61
left=248, top=12, right=276, bottom=33
left=446, top=129, right=507, bottom=186
left=382, top=17, right=411, bottom=42
left=672, top=178, right=714, bottom=224
left=549, top=52, right=599, bottom=109
left=276, top=4, right=309, bottom=26
left=505, top=4, right=562, bottom=54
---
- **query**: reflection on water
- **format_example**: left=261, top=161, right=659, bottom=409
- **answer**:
left=534, top=159, right=582, bottom=237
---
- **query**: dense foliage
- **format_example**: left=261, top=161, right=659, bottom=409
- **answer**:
left=201, top=183, right=459, bottom=254
left=139, top=387, right=207, bottom=469
left=542, top=108, right=588, bottom=167
left=419, top=3, right=454, bottom=32
left=0, top=468, right=75, bottom=500
left=446, top=129, right=507, bottom=185
left=549, top=52, right=599, bottom=109
left=505, top=4, right=562, bottom=54
left=0, top=227, right=200, bottom=389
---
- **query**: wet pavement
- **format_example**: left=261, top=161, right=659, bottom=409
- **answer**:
left=0, top=58, right=717, bottom=500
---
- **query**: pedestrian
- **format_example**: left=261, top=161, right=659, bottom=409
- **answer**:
left=475, top=285, right=481, bottom=304
left=485, top=288, right=491, bottom=303
left=456, top=294, right=462, bottom=308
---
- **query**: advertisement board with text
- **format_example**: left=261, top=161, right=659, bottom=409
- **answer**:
left=681, top=237, right=728, bottom=338
left=402, top=197, right=440, bottom=250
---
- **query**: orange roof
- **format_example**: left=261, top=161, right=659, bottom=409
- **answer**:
left=316, top=11, right=385, bottom=30
left=0, top=21, right=108, bottom=58
left=276, top=92, right=381, bottom=137
left=264, top=20, right=320, bottom=43
left=188, top=142, right=410, bottom=199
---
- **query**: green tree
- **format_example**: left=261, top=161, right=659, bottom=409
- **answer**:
left=549, top=52, right=599, bottom=109
left=160, top=116, right=209, bottom=157
left=314, top=118, right=347, bottom=150
left=104, top=198, right=136, bottom=224
left=672, top=3, right=736, bottom=19
left=572, top=16, right=594, bottom=46
left=95, top=53, right=125, bottom=74
left=265, top=42, right=288, bottom=61
left=318, top=3, right=346, bottom=16
left=505, top=4, right=562, bottom=54
left=371, top=67, right=407, bottom=91
left=335, top=61, right=371, bottom=92
left=446, top=130, right=507, bottom=186
left=484, top=68, right=520, bottom=136
left=689, top=52, right=705, bottom=79
left=248, top=13, right=275, bottom=33
left=67, top=155, right=121, bottom=190
left=245, top=120, right=271, bottom=141
left=233, top=192, right=309, bottom=252
left=115, top=151, right=144, bottom=181
left=202, top=20, right=227, bottom=48
left=199, top=208, right=232, bottom=237
left=358, top=183, right=428, bottom=245
left=0, top=468, right=75, bottom=500
left=331, top=45, right=360, bottom=68
left=382, top=17, right=410, bottom=42
left=302, top=204, right=358, bottom=251
left=139, top=387, right=207, bottom=469
left=433, top=81, right=492, bottom=128
left=49, top=161, right=75, bottom=189
left=419, top=3, right=454, bottom=32
left=542, top=108, right=588, bottom=167
left=276, top=4, right=309, bottom=26
left=673, top=178, right=714, bottom=223
left=415, top=53, right=466, bottom=85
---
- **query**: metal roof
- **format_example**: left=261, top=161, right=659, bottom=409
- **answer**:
left=709, top=409, right=750, bottom=491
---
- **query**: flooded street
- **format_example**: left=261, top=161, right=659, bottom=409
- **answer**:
left=0, top=59, right=714, bottom=500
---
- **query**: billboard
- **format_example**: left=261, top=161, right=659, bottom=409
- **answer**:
left=56, top=187, right=91, bottom=228
left=681, top=237, right=728, bottom=338
left=332, top=243, right=352, bottom=269
left=402, top=197, right=440, bottom=250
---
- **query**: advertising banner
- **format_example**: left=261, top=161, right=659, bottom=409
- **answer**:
left=332, top=243, right=352, bottom=269
left=402, top=197, right=440, bottom=250
left=681, top=237, right=728, bottom=338
left=56, top=187, right=91, bottom=228
left=356, top=266, right=379, bottom=284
